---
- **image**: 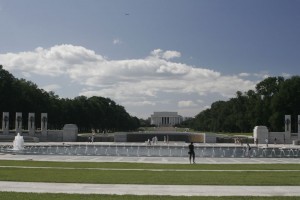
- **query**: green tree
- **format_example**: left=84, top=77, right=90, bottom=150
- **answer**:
left=0, top=66, right=139, bottom=132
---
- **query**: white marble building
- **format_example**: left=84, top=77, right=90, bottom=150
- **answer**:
left=150, top=112, right=182, bottom=126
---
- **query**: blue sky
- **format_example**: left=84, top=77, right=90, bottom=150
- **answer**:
left=0, top=0, right=299, bottom=119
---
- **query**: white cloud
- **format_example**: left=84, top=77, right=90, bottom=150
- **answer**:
left=150, top=49, right=181, bottom=60
left=254, top=71, right=270, bottom=79
left=41, top=84, right=61, bottom=92
left=0, top=44, right=258, bottom=117
left=123, top=101, right=156, bottom=106
left=113, top=38, right=122, bottom=45
left=281, top=73, right=291, bottom=78
left=178, top=100, right=197, bottom=108
left=21, top=72, right=31, bottom=78
left=239, top=72, right=250, bottom=77
left=197, top=99, right=204, bottom=104
left=0, top=44, right=102, bottom=76
left=162, top=50, right=181, bottom=60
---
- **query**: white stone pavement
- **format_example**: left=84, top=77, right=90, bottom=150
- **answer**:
left=1, top=153, right=300, bottom=164
left=0, top=181, right=300, bottom=196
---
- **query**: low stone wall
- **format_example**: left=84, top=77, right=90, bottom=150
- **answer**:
left=114, top=132, right=213, bottom=143
left=128, top=132, right=190, bottom=143
left=46, top=130, right=63, bottom=142
left=77, top=133, right=114, bottom=142
left=0, top=124, right=78, bottom=142
left=204, top=133, right=216, bottom=143
left=253, top=125, right=300, bottom=145
left=0, top=135, right=39, bottom=142
left=268, top=132, right=286, bottom=144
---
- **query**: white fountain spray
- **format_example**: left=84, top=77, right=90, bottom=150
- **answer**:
left=13, top=133, right=24, bottom=150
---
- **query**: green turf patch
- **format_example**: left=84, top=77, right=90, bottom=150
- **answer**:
left=1, top=160, right=300, bottom=185
left=1, top=160, right=300, bottom=170
left=1, top=192, right=300, bottom=200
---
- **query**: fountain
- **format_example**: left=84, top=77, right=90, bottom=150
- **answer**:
left=0, top=141, right=300, bottom=158
left=12, top=133, right=24, bottom=151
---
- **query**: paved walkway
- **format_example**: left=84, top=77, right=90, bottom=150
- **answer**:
left=1, top=181, right=300, bottom=196
left=1, top=153, right=300, bottom=164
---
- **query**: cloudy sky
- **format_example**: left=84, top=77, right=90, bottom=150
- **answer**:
left=0, top=0, right=299, bottom=119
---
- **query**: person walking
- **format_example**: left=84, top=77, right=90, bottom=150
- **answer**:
left=246, top=143, right=251, bottom=158
left=188, top=142, right=195, bottom=164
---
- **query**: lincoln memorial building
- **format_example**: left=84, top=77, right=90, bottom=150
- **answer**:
left=150, top=112, right=183, bottom=126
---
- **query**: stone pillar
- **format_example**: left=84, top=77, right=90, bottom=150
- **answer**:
left=253, top=126, right=269, bottom=144
left=298, top=115, right=300, bottom=134
left=15, top=112, right=22, bottom=134
left=2, top=112, right=9, bottom=135
left=63, top=124, right=78, bottom=142
left=41, top=113, right=48, bottom=136
left=285, top=115, right=291, bottom=133
left=28, top=113, right=35, bottom=136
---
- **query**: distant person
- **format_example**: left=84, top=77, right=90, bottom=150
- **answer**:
left=265, top=138, right=268, bottom=147
left=274, top=137, right=277, bottom=144
left=246, top=143, right=251, bottom=158
left=91, top=133, right=95, bottom=143
left=188, top=142, right=195, bottom=164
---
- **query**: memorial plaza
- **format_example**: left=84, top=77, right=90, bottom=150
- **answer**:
left=1, top=112, right=300, bottom=197
left=1, top=142, right=300, bottom=197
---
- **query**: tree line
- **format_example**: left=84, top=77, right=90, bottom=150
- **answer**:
left=187, top=76, right=300, bottom=133
left=0, top=65, right=140, bottom=132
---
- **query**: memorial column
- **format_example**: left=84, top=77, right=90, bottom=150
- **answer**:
left=2, top=112, right=9, bottom=135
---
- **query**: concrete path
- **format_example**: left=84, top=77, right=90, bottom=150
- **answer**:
left=1, top=181, right=300, bottom=196
left=1, top=153, right=300, bottom=164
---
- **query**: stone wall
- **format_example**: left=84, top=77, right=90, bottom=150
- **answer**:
left=253, top=125, right=299, bottom=145
left=62, top=124, right=78, bottom=142
left=203, top=133, right=216, bottom=143
left=114, top=132, right=214, bottom=143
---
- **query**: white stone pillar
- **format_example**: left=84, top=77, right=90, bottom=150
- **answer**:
left=28, top=113, right=35, bottom=136
left=298, top=115, right=300, bottom=134
left=15, top=112, right=22, bottom=134
left=285, top=115, right=291, bottom=133
left=2, top=112, right=9, bottom=135
left=41, top=113, right=48, bottom=136
left=253, top=126, right=269, bottom=144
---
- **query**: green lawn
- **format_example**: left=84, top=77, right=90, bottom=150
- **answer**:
left=1, top=192, right=300, bottom=200
left=1, top=160, right=300, bottom=185
left=0, top=192, right=300, bottom=200
left=1, top=160, right=300, bottom=170
left=1, top=160, right=300, bottom=199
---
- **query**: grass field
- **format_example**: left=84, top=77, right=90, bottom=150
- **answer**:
left=1, top=160, right=300, bottom=185
left=2, top=192, right=300, bottom=200
left=1, top=160, right=300, bottom=199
